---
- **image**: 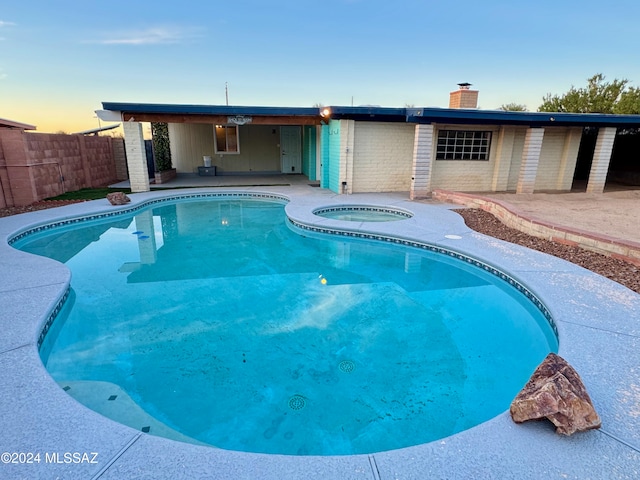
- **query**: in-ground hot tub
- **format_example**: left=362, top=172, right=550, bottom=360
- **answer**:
left=313, top=205, right=413, bottom=222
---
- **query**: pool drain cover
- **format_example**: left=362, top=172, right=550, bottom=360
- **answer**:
left=288, top=395, right=306, bottom=410
left=339, top=360, right=355, bottom=373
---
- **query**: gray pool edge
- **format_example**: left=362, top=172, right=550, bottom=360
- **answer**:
left=1, top=187, right=639, bottom=479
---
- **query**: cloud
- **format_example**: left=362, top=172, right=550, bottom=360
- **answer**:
left=97, top=26, right=201, bottom=46
left=0, top=73, right=7, bottom=80
left=0, top=21, right=16, bottom=27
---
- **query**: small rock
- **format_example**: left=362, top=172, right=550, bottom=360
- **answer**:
left=510, top=352, right=601, bottom=435
left=106, top=192, right=131, bottom=206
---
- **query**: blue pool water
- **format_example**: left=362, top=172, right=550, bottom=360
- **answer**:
left=18, top=198, right=557, bottom=455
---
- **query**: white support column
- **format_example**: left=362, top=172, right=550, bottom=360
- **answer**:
left=516, top=127, right=545, bottom=194
left=123, top=121, right=150, bottom=193
left=586, top=127, right=617, bottom=193
left=410, top=124, right=434, bottom=199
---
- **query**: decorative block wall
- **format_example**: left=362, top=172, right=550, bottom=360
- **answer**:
left=0, top=128, right=118, bottom=207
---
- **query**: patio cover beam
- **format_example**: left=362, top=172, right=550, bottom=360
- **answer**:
left=119, top=112, right=322, bottom=126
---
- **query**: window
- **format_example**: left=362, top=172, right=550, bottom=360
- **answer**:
left=214, top=125, right=239, bottom=153
left=436, top=130, right=491, bottom=160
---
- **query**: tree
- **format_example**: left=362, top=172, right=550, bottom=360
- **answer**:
left=538, top=74, right=631, bottom=113
left=614, top=86, right=640, bottom=114
left=498, top=103, right=527, bottom=111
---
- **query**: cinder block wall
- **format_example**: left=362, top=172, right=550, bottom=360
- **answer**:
left=83, top=135, right=117, bottom=187
left=0, top=129, right=119, bottom=206
left=26, top=133, right=85, bottom=199
left=0, top=136, right=8, bottom=208
left=112, top=138, right=128, bottom=181
left=352, top=122, right=414, bottom=192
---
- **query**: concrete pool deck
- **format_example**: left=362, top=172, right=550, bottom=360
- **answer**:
left=1, top=184, right=639, bottom=479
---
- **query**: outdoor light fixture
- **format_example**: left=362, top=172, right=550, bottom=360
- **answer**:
left=321, top=108, right=330, bottom=117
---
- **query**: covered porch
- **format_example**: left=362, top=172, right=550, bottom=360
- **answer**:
left=98, top=104, right=325, bottom=193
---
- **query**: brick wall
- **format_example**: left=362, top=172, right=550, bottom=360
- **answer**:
left=111, top=138, right=128, bottom=181
left=352, top=122, right=414, bottom=193
left=431, top=125, right=500, bottom=192
left=507, top=129, right=526, bottom=190
left=534, top=127, right=581, bottom=191
left=0, top=129, right=119, bottom=207
left=27, top=133, right=85, bottom=198
left=0, top=137, right=7, bottom=208
left=449, top=89, right=479, bottom=109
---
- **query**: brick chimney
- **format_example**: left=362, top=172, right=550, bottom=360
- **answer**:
left=449, top=83, right=478, bottom=109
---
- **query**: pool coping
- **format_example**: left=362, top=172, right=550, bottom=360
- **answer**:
left=1, top=186, right=639, bottom=479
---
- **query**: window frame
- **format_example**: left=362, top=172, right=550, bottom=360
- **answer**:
left=435, top=129, right=492, bottom=161
left=213, top=125, right=240, bottom=154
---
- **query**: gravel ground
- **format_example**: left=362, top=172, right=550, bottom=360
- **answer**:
left=456, top=208, right=640, bottom=294
left=2, top=201, right=638, bottom=294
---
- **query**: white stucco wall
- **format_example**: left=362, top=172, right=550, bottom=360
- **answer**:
left=351, top=122, right=414, bottom=193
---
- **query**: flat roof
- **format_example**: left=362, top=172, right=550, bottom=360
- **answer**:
left=101, top=103, right=319, bottom=117
left=405, top=107, right=640, bottom=128
left=100, top=102, right=640, bottom=128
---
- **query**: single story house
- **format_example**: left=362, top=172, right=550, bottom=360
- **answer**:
left=97, top=87, right=640, bottom=198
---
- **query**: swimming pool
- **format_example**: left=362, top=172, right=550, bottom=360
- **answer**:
left=16, top=196, right=557, bottom=456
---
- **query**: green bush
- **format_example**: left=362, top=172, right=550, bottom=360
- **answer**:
left=151, top=122, right=173, bottom=171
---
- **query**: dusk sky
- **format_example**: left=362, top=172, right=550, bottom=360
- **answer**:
left=2, top=0, right=640, bottom=133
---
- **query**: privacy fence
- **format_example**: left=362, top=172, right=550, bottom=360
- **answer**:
left=0, top=129, right=127, bottom=207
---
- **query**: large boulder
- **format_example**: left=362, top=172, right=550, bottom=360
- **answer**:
left=510, top=353, right=601, bottom=435
left=106, top=192, right=131, bottom=206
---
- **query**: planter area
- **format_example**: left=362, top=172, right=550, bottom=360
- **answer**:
left=154, top=168, right=177, bottom=184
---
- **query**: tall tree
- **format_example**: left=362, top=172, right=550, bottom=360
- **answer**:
left=614, top=86, right=640, bottom=114
left=538, top=74, right=630, bottom=113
